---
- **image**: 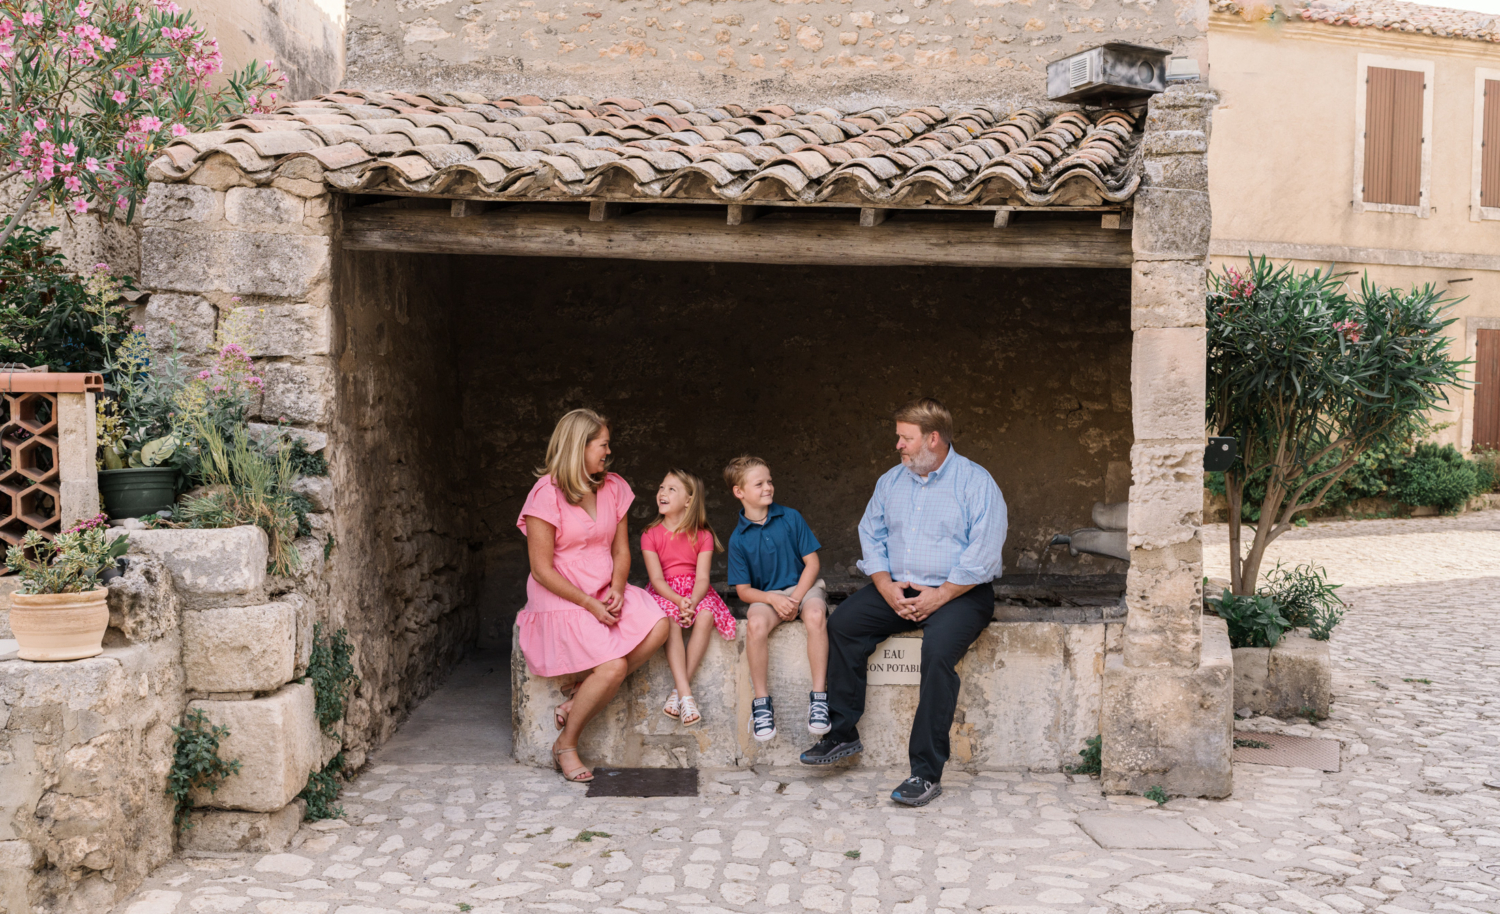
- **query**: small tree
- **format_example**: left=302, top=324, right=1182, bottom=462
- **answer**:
left=1207, top=257, right=1467, bottom=594
left=0, top=0, right=284, bottom=246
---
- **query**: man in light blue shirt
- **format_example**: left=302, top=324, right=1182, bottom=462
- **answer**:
left=800, top=398, right=1007, bottom=807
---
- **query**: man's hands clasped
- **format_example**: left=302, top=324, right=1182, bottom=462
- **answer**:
left=875, top=574, right=951, bottom=622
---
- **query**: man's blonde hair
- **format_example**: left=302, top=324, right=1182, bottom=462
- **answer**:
left=893, top=397, right=953, bottom=445
left=723, top=455, right=769, bottom=492
left=538, top=408, right=609, bottom=504
left=645, top=468, right=723, bottom=552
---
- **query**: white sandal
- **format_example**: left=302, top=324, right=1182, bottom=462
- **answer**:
left=679, top=695, right=702, bottom=727
left=663, top=689, right=681, bottom=720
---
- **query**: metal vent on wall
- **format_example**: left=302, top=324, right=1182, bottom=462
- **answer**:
left=1069, top=55, right=1091, bottom=89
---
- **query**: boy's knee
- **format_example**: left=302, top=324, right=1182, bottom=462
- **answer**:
left=747, top=612, right=772, bottom=637
left=802, top=603, right=827, bottom=630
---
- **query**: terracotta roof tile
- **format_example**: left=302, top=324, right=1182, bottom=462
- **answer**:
left=1214, top=0, right=1499, bottom=42
left=147, top=91, right=1144, bottom=208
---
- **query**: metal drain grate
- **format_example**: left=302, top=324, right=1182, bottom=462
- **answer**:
left=586, top=767, right=699, bottom=798
left=1233, top=731, right=1341, bottom=772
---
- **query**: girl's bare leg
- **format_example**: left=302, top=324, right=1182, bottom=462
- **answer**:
left=667, top=622, right=692, bottom=698
left=685, top=610, right=716, bottom=682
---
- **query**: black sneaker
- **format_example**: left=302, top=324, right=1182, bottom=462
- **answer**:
left=891, top=777, right=942, bottom=807
left=808, top=692, right=831, bottom=735
left=749, top=696, right=776, bottom=742
left=799, top=735, right=863, bottom=766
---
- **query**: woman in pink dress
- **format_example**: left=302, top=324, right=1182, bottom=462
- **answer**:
left=517, top=408, right=669, bottom=782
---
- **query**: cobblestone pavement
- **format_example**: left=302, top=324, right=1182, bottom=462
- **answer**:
left=121, top=513, right=1500, bottom=914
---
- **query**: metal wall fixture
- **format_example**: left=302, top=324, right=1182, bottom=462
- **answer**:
left=1046, top=42, right=1170, bottom=106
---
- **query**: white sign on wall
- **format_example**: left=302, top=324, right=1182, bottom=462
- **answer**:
left=867, top=637, right=922, bottom=685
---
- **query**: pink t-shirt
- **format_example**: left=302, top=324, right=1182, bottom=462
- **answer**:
left=641, top=525, right=714, bottom=579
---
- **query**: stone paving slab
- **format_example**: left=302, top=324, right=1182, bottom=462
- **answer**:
left=119, top=512, right=1500, bottom=914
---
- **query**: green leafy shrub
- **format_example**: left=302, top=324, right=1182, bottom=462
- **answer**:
left=1144, top=786, right=1169, bottom=806
left=0, top=226, right=132, bottom=371
left=1206, top=589, right=1291, bottom=649
left=178, top=423, right=303, bottom=575
left=1207, top=258, right=1466, bottom=593
left=1474, top=450, right=1499, bottom=495
left=305, top=623, right=359, bottom=737
left=1261, top=562, right=1344, bottom=629
left=168, top=709, right=241, bottom=829
left=1390, top=443, right=1479, bottom=512
left=298, top=753, right=346, bottom=821
left=1307, top=603, right=1345, bottom=641
left=1067, top=735, right=1101, bottom=776
left=287, top=438, right=329, bottom=477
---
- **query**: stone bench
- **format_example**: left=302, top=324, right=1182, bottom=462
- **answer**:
left=512, top=612, right=1125, bottom=771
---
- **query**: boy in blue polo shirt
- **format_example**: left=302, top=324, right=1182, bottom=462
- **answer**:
left=724, top=455, right=828, bottom=742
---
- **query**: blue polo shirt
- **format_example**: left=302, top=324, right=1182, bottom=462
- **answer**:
left=727, top=503, right=821, bottom=592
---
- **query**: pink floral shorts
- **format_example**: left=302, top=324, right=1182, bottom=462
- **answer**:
left=646, top=574, right=736, bottom=640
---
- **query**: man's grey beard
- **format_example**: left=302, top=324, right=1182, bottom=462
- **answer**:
left=907, top=446, right=942, bottom=476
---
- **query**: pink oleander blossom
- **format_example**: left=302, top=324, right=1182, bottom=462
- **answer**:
left=1332, top=320, right=1364, bottom=343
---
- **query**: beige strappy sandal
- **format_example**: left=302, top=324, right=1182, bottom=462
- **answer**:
left=553, top=745, right=594, bottom=782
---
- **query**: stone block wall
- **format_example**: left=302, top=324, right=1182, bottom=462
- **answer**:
left=345, top=0, right=1210, bottom=109
left=0, top=527, right=336, bottom=913
left=514, top=618, right=1119, bottom=771
left=0, top=559, right=182, bottom=914
left=135, top=175, right=484, bottom=764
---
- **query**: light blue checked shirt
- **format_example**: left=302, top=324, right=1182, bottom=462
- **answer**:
left=856, top=449, right=1007, bottom=588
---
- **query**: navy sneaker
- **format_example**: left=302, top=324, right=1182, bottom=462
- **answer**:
left=891, top=776, right=942, bottom=807
left=799, top=735, right=863, bottom=766
left=749, top=696, right=776, bottom=742
left=808, top=692, right=831, bottom=735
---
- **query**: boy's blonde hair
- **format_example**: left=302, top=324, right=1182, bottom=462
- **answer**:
left=645, top=469, right=723, bottom=552
left=723, top=455, right=769, bottom=492
left=537, top=408, right=609, bottom=505
left=893, top=397, right=954, bottom=445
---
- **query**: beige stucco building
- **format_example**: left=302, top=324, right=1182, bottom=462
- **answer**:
left=1206, top=0, right=1500, bottom=451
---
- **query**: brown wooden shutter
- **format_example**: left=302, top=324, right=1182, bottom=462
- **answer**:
left=1477, top=330, right=1500, bottom=451
left=1362, top=67, right=1425, bottom=207
left=1483, top=79, right=1500, bottom=209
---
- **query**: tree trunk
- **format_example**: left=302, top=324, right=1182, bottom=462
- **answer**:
left=0, top=184, right=45, bottom=250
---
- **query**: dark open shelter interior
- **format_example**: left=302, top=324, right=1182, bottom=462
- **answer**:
left=332, top=243, right=1135, bottom=676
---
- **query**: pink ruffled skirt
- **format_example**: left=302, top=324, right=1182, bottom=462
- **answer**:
left=647, top=574, right=736, bottom=640
left=517, top=581, right=666, bottom=678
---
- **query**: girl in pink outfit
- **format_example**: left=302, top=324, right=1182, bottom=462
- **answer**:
left=641, top=469, right=734, bottom=727
left=517, top=409, right=669, bottom=783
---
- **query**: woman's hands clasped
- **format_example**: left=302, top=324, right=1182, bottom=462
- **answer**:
left=585, top=588, right=623, bottom=626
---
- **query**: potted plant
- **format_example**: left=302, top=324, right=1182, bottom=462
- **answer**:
left=97, top=329, right=186, bottom=518
left=5, top=516, right=130, bottom=661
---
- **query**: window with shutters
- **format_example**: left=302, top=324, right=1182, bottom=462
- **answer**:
left=1354, top=55, right=1433, bottom=217
left=1475, top=68, right=1500, bottom=221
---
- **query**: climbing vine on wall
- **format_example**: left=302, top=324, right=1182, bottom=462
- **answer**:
left=167, top=709, right=241, bottom=829
left=298, top=624, right=359, bottom=821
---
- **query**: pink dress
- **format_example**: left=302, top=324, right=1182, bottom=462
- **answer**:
left=516, top=473, right=665, bottom=677
left=641, top=525, right=736, bottom=640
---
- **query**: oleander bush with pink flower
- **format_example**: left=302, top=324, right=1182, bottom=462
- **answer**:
left=0, top=0, right=283, bottom=243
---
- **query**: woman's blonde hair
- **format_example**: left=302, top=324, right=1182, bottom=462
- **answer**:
left=538, top=408, right=610, bottom=505
left=645, top=468, right=723, bottom=552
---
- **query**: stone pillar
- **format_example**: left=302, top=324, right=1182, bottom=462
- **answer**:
left=1101, top=86, right=1234, bottom=798
left=56, top=391, right=99, bottom=527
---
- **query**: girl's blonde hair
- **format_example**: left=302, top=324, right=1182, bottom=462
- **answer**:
left=538, top=408, right=610, bottom=505
left=645, top=468, right=723, bottom=552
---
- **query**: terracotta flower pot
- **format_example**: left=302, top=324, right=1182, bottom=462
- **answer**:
left=9, top=587, right=109, bottom=661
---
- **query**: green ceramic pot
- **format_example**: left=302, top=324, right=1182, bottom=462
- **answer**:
left=98, top=467, right=178, bottom=519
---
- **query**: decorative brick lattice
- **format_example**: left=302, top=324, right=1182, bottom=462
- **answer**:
left=0, top=391, right=62, bottom=544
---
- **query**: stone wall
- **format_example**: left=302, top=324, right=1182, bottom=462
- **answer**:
left=513, top=617, right=1122, bottom=771
left=0, top=525, right=344, bottom=913
left=345, top=0, right=1210, bottom=108
left=331, top=250, right=485, bottom=749
left=436, top=255, right=1134, bottom=647
left=0, top=559, right=182, bottom=914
